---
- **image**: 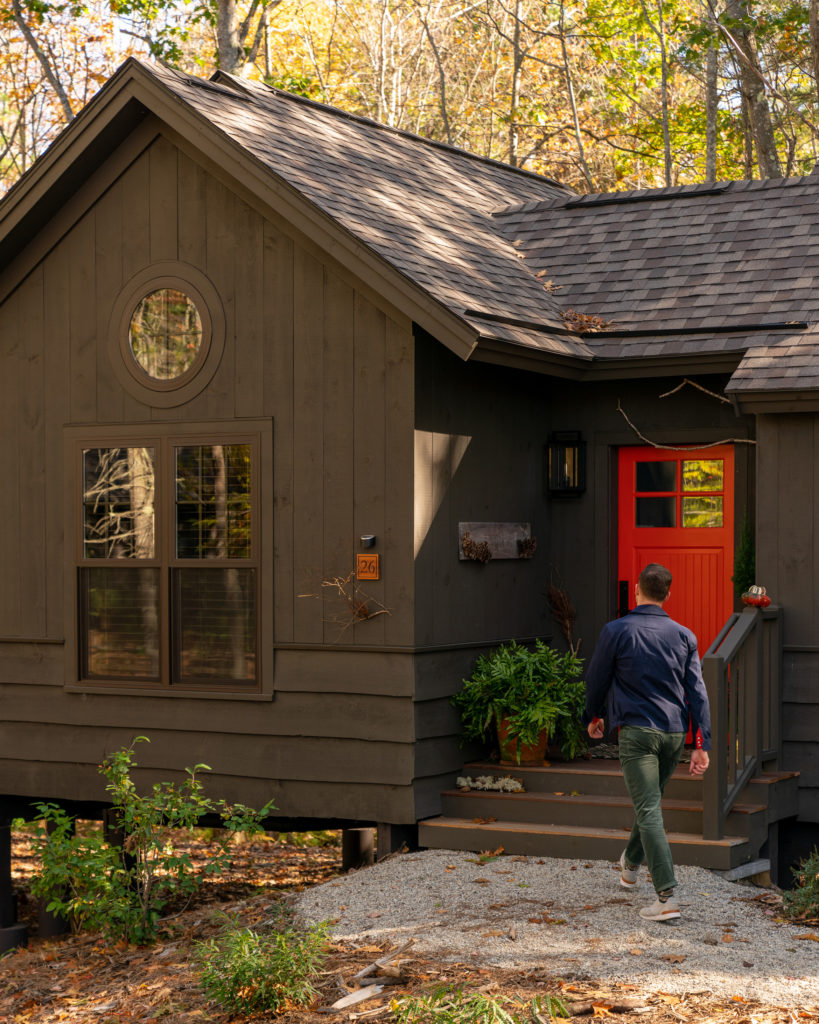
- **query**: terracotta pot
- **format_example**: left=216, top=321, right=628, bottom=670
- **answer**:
left=496, top=716, right=550, bottom=765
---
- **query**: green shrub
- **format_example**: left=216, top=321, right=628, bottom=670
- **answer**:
left=392, top=986, right=568, bottom=1024
left=29, top=737, right=275, bottom=944
left=196, top=914, right=328, bottom=1014
left=452, top=640, right=586, bottom=762
left=783, top=846, right=819, bottom=921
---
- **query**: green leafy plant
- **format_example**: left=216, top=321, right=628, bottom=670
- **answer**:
left=783, top=846, right=819, bottom=921
left=732, top=509, right=756, bottom=597
left=196, top=913, right=328, bottom=1014
left=29, top=737, right=275, bottom=944
left=392, top=986, right=568, bottom=1024
left=452, top=640, right=586, bottom=762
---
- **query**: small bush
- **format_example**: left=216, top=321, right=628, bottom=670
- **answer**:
left=29, top=737, right=275, bottom=944
left=392, top=986, right=568, bottom=1024
left=197, top=915, right=329, bottom=1014
left=783, top=846, right=819, bottom=921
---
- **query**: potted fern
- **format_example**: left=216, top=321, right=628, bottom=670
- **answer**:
left=452, top=640, right=586, bottom=764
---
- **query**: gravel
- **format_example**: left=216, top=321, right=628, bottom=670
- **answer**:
left=293, top=848, right=819, bottom=1009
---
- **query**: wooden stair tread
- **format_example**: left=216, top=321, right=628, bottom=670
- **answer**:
left=465, top=758, right=698, bottom=780
left=422, top=815, right=746, bottom=848
left=443, top=789, right=766, bottom=815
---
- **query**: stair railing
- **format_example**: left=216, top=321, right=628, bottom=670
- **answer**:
left=700, top=605, right=782, bottom=840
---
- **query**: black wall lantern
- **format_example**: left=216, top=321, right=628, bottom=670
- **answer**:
left=547, top=431, right=586, bottom=496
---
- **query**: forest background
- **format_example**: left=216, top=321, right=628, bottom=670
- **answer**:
left=2, top=0, right=819, bottom=197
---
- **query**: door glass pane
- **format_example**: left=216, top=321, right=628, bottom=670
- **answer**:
left=683, top=496, right=724, bottom=528
left=682, top=459, right=724, bottom=492
left=636, top=496, right=676, bottom=527
left=173, top=568, right=256, bottom=683
left=81, top=567, right=160, bottom=679
left=175, top=444, right=252, bottom=558
left=83, top=448, right=155, bottom=559
left=635, top=461, right=676, bottom=492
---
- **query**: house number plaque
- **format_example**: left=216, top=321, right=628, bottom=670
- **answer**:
left=356, top=553, right=380, bottom=580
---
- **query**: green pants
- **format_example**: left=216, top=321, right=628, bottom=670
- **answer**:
left=619, top=725, right=686, bottom=895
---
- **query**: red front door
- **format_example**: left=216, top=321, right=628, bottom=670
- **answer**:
left=617, top=445, right=735, bottom=655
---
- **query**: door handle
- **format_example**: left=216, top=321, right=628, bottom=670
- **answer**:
left=617, top=579, right=629, bottom=617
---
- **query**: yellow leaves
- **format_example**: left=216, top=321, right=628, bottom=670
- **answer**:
left=591, top=1002, right=616, bottom=1016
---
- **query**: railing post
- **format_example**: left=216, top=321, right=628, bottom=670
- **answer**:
left=701, top=652, right=725, bottom=840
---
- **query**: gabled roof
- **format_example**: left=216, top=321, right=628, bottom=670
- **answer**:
left=0, top=58, right=591, bottom=365
left=2, top=59, right=818, bottom=402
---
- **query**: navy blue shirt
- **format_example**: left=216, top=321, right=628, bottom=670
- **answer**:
left=582, top=604, right=712, bottom=750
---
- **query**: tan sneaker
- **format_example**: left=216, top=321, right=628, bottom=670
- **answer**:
left=639, top=896, right=680, bottom=921
left=619, top=851, right=639, bottom=889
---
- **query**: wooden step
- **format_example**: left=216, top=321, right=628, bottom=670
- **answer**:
left=418, top=815, right=752, bottom=871
left=462, top=759, right=705, bottom=800
left=440, top=788, right=767, bottom=840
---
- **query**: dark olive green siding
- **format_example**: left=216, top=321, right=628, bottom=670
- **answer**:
left=413, top=332, right=756, bottom=802
left=756, top=413, right=819, bottom=822
left=0, top=131, right=417, bottom=823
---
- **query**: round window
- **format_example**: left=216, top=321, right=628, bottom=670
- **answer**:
left=129, top=288, right=204, bottom=381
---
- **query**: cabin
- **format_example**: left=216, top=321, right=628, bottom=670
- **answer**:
left=0, top=58, right=816, bottom=948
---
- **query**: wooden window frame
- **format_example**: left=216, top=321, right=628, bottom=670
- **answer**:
left=108, top=263, right=226, bottom=409
left=64, top=420, right=274, bottom=700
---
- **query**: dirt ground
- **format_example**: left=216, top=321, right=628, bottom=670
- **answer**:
left=0, top=829, right=816, bottom=1024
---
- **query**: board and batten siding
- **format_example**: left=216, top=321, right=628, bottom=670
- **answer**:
left=413, top=334, right=756, bottom=807
left=0, top=131, right=419, bottom=824
left=756, top=413, right=819, bottom=823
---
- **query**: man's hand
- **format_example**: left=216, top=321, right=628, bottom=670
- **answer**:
left=587, top=717, right=604, bottom=740
left=689, top=749, right=710, bottom=776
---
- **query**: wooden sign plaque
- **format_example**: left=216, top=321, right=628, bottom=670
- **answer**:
left=356, top=553, right=380, bottom=580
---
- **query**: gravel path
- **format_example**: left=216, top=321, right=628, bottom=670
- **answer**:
left=294, top=848, right=819, bottom=1009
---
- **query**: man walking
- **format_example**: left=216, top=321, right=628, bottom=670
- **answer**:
left=583, top=563, right=711, bottom=922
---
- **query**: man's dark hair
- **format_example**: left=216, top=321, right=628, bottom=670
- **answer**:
left=638, top=563, right=672, bottom=602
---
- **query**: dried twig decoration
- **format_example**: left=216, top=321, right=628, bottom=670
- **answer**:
left=461, top=531, right=492, bottom=563
left=548, top=571, right=580, bottom=655
left=299, top=568, right=391, bottom=639
left=518, top=536, right=538, bottom=559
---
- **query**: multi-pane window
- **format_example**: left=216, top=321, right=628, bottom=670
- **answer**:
left=634, top=458, right=725, bottom=529
left=76, top=436, right=259, bottom=689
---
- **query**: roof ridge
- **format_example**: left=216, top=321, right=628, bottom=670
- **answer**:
left=209, top=69, right=573, bottom=194
left=494, top=174, right=819, bottom=218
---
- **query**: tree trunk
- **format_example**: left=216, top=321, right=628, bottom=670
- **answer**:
left=810, top=0, right=819, bottom=111
left=705, top=4, right=718, bottom=181
left=559, top=0, right=594, bottom=190
left=723, top=0, right=781, bottom=178
left=217, top=0, right=244, bottom=74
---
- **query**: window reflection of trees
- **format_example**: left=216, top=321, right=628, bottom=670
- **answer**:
left=129, top=289, right=202, bottom=381
left=82, top=447, right=158, bottom=680
left=83, top=447, right=155, bottom=559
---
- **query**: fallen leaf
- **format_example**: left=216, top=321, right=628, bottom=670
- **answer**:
left=732, top=995, right=747, bottom=1003
left=796, top=933, right=819, bottom=942
left=742, top=960, right=754, bottom=968
left=629, top=948, right=643, bottom=956
left=473, top=878, right=490, bottom=884
left=657, top=993, right=681, bottom=1005
left=722, top=933, right=734, bottom=943
left=481, top=930, right=507, bottom=937
left=661, top=954, right=686, bottom=963
left=472, top=817, right=498, bottom=824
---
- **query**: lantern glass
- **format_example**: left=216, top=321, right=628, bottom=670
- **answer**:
left=547, top=433, right=586, bottom=496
